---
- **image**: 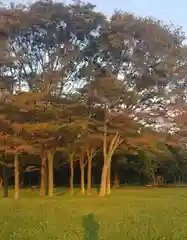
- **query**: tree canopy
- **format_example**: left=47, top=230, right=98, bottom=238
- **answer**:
left=0, top=0, right=187, bottom=198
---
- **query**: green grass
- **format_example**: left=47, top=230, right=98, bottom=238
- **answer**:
left=0, top=187, right=187, bottom=239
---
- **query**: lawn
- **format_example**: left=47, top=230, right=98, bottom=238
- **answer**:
left=0, top=187, right=187, bottom=239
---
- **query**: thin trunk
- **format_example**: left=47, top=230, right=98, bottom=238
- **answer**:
left=40, top=154, right=47, bottom=197
left=99, top=120, right=108, bottom=197
left=3, top=165, right=8, bottom=197
left=99, top=162, right=108, bottom=197
left=0, top=177, right=3, bottom=189
left=181, top=173, right=184, bottom=184
left=178, top=175, right=181, bottom=184
left=87, top=154, right=92, bottom=195
left=46, top=158, right=49, bottom=195
left=69, top=153, right=74, bottom=195
left=174, top=175, right=177, bottom=184
left=80, top=163, right=85, bottom=195
left=152, top=170, right=156, bottom=186
left=48, top=151, right=54, bottom=197
left=14, top=154, right=20, bottom=199
left=79, top=152, right=85, bottom=194
left=106, top=164, right=111, bottom=195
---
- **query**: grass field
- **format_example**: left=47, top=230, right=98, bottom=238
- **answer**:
left=0, top=187, right=187, bottom=239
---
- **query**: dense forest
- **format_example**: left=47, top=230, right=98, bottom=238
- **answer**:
left=1, top=0, right=187, bottom=199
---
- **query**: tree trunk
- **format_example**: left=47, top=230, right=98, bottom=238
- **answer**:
left=40, top=154, right=47, bottom=197
left=79, top=152, right=85, bottom=195
left=80, top=163, right=85, bottom=195
left=151, top=170, right=156, bottom=186
left=48, top=151, right=54, bottom=197
left=99, top=163, right=108, bottom=197
left=69, top=153, right=74, bottom=195
left=100, top=127, right=121, bottom=197
left=3, top=166, right=8, bottom=197
left=106, top=164, right=111, bottom=195
left=178, top=175, right=181, bottom=184
left=0, top=177, right=3, bottom=189
left=181, top=173, right=184, bottom=184
left=100, top=153, right=113, bottom=197
left=113, top=171, right=120, bottom=188
left=87, top=155, right=92, bottom=195
left=173, top=174, right=177, bottom=184
left=14, top=154, right=20, bottom=199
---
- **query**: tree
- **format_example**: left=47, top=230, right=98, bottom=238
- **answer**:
left=76, top=131, right=102, bottom=194
left=1, top=0, right=187, bottom=199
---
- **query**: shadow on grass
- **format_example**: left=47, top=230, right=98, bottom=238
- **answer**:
left=56, top=189, right=69, bottom=196
left=56, top=188, right=80, bottom=196
left=82, top=213, right=99, bottom=240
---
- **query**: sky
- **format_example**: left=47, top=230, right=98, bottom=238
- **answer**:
left=88, top=0, right=187, bottom=36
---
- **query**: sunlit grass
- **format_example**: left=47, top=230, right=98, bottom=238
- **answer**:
left=0, top=187, right=187, bottom=239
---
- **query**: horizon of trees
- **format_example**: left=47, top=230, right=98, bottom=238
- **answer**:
left=0, top=0, right=187, bottom=198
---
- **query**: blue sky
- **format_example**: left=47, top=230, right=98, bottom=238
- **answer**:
left=90, top=0, right=187, bottom=35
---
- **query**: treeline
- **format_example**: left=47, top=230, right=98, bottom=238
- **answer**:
left=0, top=0, right=187, bottom=198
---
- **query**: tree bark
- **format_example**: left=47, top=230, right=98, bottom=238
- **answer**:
left=0, top=176, right=3, bottom=189
left=80, top=163, right=85, bottom=195
left=79, top=152, right=85, bottom=194
left=99, top=127, right=121, bottom=197
left=48, top=151, right=54, bottom=197
left=99, top=152, right=113, bottom=197
left=106, top=164, right=111, bottom=195
left=99, top=163, right=108, bottom=197
left=40, top=154, right=47, bottom=197
left=178, top=175, right=181, bottom=184
left=152, top=170, right=156, bottom=186
left=99, top=121, right=108, bottom=197
left=181, top=173, right=184, bottom=184
left=3, top=165, right=8, bottom=197
left=14, top=154, right=20, bottom=199
left=69, top=153, right=74, bottom=195
left=87, top=154, right=92, bottom=195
